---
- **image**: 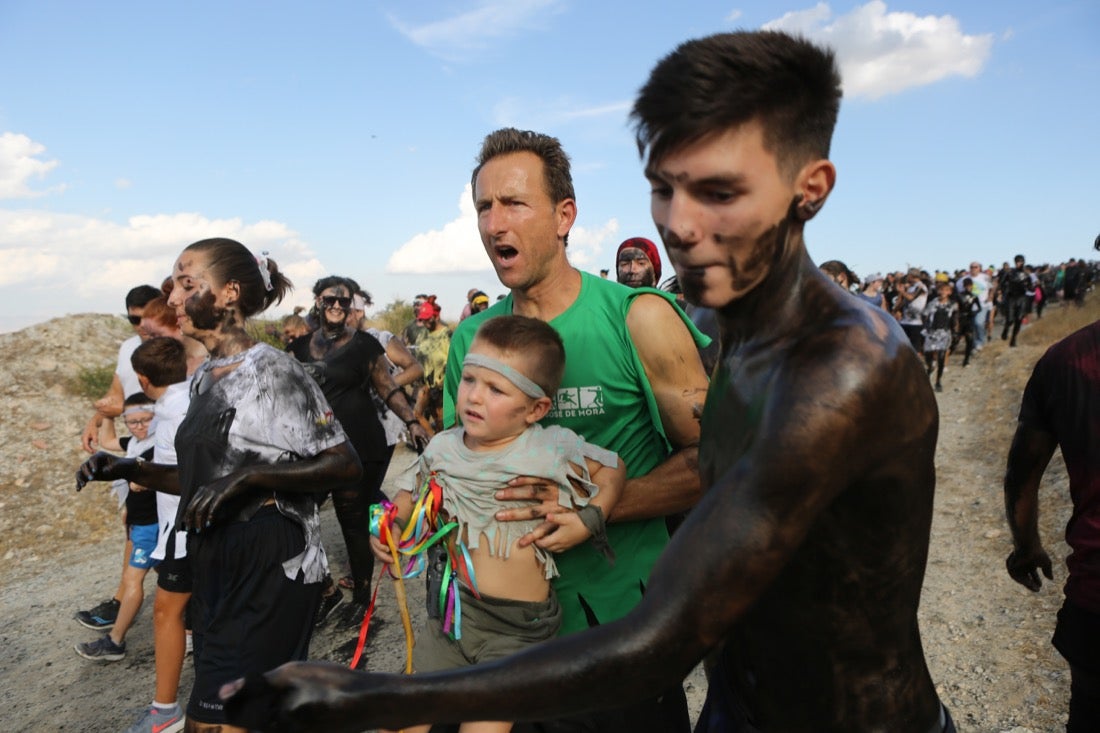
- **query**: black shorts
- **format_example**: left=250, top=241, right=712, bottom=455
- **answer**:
left=1054, top=598, right=1100, bottom=674
left=186, top=506, right=322, bottom=726
left=155, top=532, right=192, bottom=593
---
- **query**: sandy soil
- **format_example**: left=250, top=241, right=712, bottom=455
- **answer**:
left=1, top=299, right=1093, bottom=732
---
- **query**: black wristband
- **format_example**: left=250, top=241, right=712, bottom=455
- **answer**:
left=404, top=419, right=419, bottom=426
left=384, top=387, right=405, bottom=404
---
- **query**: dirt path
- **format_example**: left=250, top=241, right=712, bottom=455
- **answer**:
left=1, top=300, right=1094, bottom=732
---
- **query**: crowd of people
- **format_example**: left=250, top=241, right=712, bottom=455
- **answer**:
left=68, top=29, right=1100, bottom=733
left=812, top=256, right=1096, bottom=392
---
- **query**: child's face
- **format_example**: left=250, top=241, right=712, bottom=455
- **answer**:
left=457, top=342, right=546, bottom=450
left=123, top=410, right=155, bottom=440
left=937, top=283, right=953, bottom=299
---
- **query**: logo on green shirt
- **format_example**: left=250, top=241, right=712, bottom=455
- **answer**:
left=548, top=385, right=605, bottom=419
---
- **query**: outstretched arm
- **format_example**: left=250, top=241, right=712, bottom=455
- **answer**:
left=1003, top=420, right=1057, bottom=591
left=77, top=452, right=180, bottom=494
left=183, top=442, right=362, bottom=529
left=370, top=357, right=430, bottom=451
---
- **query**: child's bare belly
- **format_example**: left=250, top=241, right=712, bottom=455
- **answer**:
left=466, top=538, right=550, bottom=603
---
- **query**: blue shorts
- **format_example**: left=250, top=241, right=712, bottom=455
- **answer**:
left=127, top=523, right=160, bottom=570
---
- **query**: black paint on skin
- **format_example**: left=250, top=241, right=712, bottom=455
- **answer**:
left=185, top=288, right=235, bottom=332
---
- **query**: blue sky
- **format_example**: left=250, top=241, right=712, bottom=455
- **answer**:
left=1, top=1, right=1096, bottom=332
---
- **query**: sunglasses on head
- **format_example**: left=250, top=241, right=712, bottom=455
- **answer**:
left=321, top=295, right=351, bottom=310
left=127, top=315, right=142, bottom=325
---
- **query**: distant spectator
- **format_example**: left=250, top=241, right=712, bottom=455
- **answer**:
left=819, top=259, right=855, bottom=292
left=402, top=293, right=430, bottom=349
left=1064, top=258, right=1086, bottom=307
left=1032, top=266, right=1047, bottom=319
left=882, top=271, right=901, bottom=313
left=80, top=284, right=161, bottom=453
left=897, top=268, right=929, bottom=351
left=281, top=314, right=310, bottom=348
left=1000, top=254, right=1031, bottom=346
left=615, top=237, right=662, bottom=289
left=962, top=262, right=993, bottom=350
left=922, top=276, right=958, bottom=392
left=955, top=277, right=981, bottom=367
left=459, top=288, right=481, bottom=321
left=469, top=291, right=490, bottom=316
left=858, top=272, right=886, bottom=309
left=413, top=296, right=451, bottom=433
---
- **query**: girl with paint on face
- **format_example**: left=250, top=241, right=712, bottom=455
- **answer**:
left=79, top=237, right=363, bottom=733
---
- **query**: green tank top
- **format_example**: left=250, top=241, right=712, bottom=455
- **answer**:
left=444, top=272, right=708, bottom=633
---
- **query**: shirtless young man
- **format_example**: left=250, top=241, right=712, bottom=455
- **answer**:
left=221, top=31, right=951, bottom=732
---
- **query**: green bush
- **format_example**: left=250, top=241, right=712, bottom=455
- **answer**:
left=369, top=299, right=415, bottom=336
left=247, top=319, right=285, bottom=349
left=70, top=364, right=116, bottom=399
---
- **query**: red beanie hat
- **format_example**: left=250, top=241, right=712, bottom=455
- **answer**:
left=617, top=237, right=661, bottom=282
left=416, top=297, right=441, bottom=320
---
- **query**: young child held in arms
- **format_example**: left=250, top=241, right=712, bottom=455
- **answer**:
left=74, top=393, right=158, bottom=661
left=373, top=315, right=625, bottom=733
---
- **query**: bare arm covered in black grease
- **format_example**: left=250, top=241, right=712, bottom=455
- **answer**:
left=77, top=442, right=361, bottom=531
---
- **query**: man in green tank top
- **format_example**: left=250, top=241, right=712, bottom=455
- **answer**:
left=441, top=127, right=711, bottom=731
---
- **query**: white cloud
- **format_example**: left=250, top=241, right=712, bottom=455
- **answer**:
left=567, top=218, right=619, bottom=269
left=115, top=178, right=132, bottom=190
left=0, top=248, right=61, bottom=286
left=385, top=183, right=620, bottom=275
left=0, top=132, right=64, bottom=199
left=764, top=1, right=994, bottom=99
left=389, top=0, right=565, bottom=61
left=726, top=9, right=743, bottom=22
left=386, top=184, right=488, bottom=274
left=0, top=207, right=325, bottom=327
left=492, top=96, right=630, bottom=130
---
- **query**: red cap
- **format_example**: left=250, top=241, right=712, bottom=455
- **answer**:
left=417, top=300, right=440, bottom=320
left=617, top=237, right=661, bottom=282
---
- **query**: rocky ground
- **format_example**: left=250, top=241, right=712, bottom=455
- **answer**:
left=0, top=300, right=1093, bottom=732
